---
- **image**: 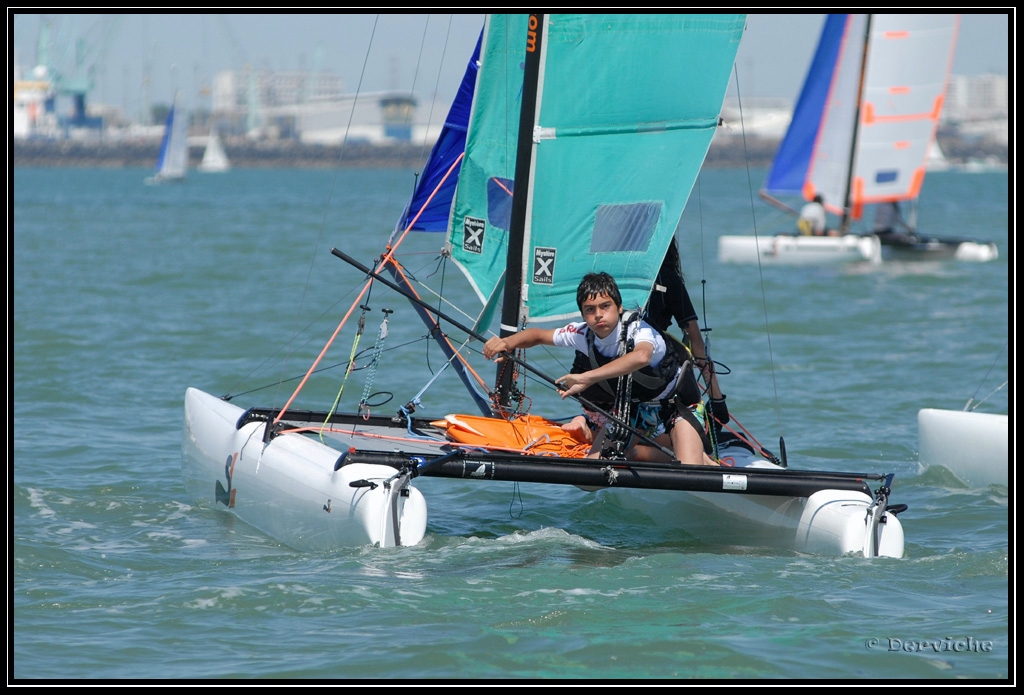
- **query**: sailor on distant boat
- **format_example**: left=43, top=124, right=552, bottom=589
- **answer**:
left=483, top=272, right=716, bottom=466
left=797, top=193, right=841, bottom=237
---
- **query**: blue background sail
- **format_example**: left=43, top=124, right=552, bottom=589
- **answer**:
left=396, top=31, right=482, bottom=233
left=155, top=103, right=176, bottom=173
left=762, top=14, right=846, bottom=198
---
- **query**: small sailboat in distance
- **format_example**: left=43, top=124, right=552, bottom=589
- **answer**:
left=145, top=91, right=188, bottom=184
left=198, top=129, right=230, bottom=173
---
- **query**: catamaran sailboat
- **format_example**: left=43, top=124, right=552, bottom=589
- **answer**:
left=719, top=14, right=997, bottom=265
left=182, top=14, right=906, bottom=558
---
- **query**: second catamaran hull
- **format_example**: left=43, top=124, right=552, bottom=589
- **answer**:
left=718, top=234, right=882, bottom=265
left=348, top=437, right=905, bottom=558
left=879, top=238, right=999, bottom=263
left=582, top=443, right=904, bottom=557
left=605, top=480, right=904, bottom=557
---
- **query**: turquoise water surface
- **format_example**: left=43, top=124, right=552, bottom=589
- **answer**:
left=13, top=165, right=1009, bottom=680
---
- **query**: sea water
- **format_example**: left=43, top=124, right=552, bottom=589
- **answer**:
left=13, top=166, right=1009, bottom=680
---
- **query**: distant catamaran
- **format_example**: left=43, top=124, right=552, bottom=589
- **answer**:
left=719, top=14, right=997, bottom=264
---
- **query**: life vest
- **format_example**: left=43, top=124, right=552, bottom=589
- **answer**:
left=569, top=311, right=700, bottom=407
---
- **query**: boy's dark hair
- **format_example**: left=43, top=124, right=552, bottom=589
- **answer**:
left=576, top=272, right=622, bottom=312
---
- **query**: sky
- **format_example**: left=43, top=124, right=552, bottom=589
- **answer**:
left=10, top=12, right=1012, bottom=121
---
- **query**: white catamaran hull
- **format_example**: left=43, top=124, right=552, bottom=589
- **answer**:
left=952, top=242, right=1000, bottom=263
left=605, top=454, right=904, bottom=558
left=879, top=239, right=999, bottom=263
left=182, top=388, right=428, bottom=550
left=718, top=234, right=882, bottom=266
left=918, top=408, right=1008, bottom=487
left=184, top=385, right=904, bottom=557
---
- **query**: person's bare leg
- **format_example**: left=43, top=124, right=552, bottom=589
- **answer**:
left=627, top=442, right=670, bottom=462
left=670, top=420, right=718, bottom=465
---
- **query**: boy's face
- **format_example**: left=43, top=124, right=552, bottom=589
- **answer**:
left=580, top=292, right=622, bottom=340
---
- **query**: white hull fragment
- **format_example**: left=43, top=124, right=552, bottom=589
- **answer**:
left=918, top=408, right=1008, bottom=487
left=182, top=388, right=428, bottom=550
left=718, top=234, right=882, bottom=265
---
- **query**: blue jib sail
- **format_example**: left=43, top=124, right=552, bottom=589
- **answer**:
left=762, top=14, right=847, bottom=199
left=395, top=31, right=482, bottom=233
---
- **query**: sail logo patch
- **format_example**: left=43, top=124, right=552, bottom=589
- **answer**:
left=463, top=217, right=485, bottom=254
left=533, top=247, right=556, bottom=285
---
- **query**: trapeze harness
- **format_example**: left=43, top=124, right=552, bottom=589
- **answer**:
left=569, top=312, right=710, bottom=453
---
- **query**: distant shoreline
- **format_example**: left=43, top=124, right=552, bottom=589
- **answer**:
left=12, top=135, right=1006, bottom=170
left=11, top=137, right=782, bottom=170
left=12, top=139, right=432, bottom=170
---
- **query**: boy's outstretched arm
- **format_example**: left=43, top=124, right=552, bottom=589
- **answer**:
left=555, top=342, right=653, bottom=399
left=482, top=327, right=556, bottom=360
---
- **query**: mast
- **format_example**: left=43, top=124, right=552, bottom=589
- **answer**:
left=839, top=14, right=871, bottom=234
left=494, top=13, right=544, bottom=410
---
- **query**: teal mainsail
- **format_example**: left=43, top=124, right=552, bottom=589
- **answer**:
left=447, top=14, right=746, bottom=325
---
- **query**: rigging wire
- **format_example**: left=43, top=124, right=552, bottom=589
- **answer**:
left=424, top=251, right=449, bottom=375
left=272, top=215, right=445, bottom=423
left=965, top=341, right=1008, bottom=411
left=357, top=308, right=393, bottom=418
left=732, top=60, right=785, bottom=439
left=221, top=334, right=432, bottom=401
left=217, top=16, right=461, bottom=419
left=410, top=15, right=452, bottom=173
left=687, top=169, right=722, bottom=455
left=319, top=301, right=371, bottom=441
left=267, top=15, right=383, bottom=412
left=386, top=256, right=492, bottom=396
